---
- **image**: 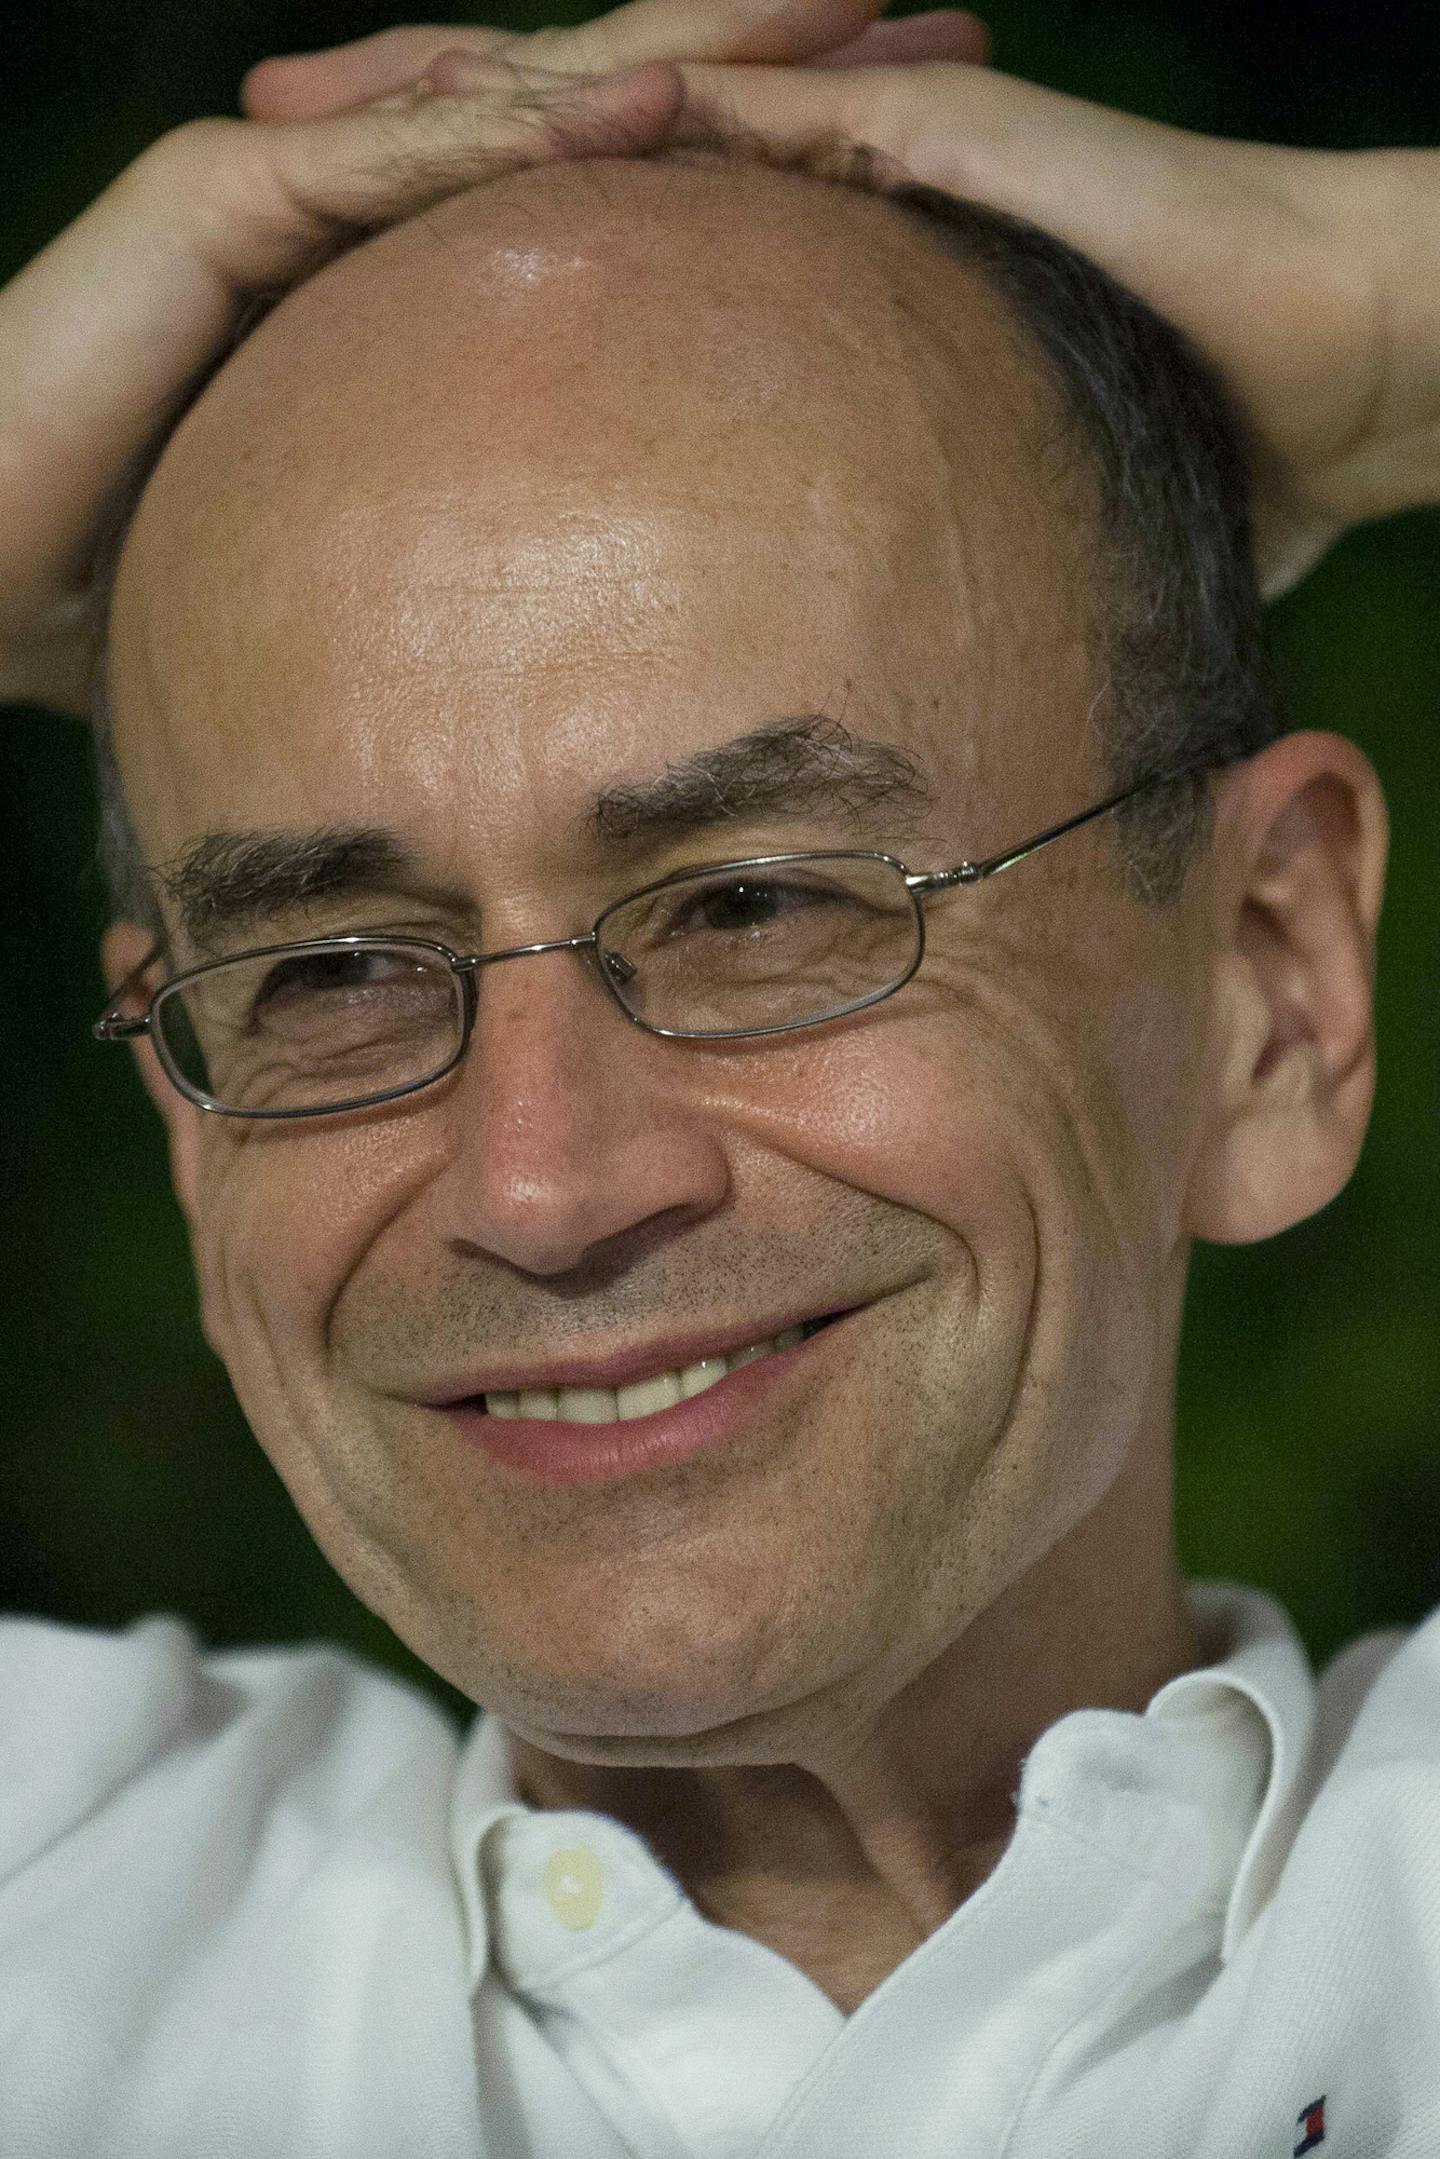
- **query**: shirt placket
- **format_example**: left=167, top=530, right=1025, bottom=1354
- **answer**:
left=480, top=1809, right=847, bottom=2159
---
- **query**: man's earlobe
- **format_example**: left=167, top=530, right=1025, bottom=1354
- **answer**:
left=99, top=920, right=202, bottom=1233
left=1183, top=731, right=1388, bottom=1246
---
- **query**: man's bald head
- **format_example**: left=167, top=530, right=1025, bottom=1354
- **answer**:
left=98, top=143, right=1274, bottom=936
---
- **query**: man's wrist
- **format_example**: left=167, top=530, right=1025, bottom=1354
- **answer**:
left=1325, top=147, right=1440, bottom=524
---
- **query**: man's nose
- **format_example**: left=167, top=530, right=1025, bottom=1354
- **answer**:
left=422, top=947, right=731, bottom=1276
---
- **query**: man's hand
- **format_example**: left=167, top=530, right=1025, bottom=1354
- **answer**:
left=2, top=0, right=988, bottom=717
left=237, top=7, right=987, bottom=116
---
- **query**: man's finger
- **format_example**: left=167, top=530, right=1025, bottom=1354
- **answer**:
left=244, top=0, right=891, bottom=122
left=243, top=28, right=505, bottom=121
left=812, top=12, right=989, bottom=69
left=521, top=0, right=884, bottom=75
left=676, top=59, right=1215, bottom=255
left=195, top=64, right=687, bottom=286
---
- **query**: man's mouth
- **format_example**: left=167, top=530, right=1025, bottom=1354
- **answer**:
left=471, top=1314, right=840, bottom=1425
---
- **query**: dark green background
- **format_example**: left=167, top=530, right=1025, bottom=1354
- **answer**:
left=2, top=1, right=1437, bottom=1731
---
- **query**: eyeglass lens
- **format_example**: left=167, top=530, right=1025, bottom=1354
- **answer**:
left=598, top=855, right=919, bottom=1035
left=156, top=944, right=465, bottom=1117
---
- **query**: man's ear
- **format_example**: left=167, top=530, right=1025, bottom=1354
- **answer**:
left=101, top=920, right=202, bottom=1234
left=1184, top=731, right=1388, bottom=1246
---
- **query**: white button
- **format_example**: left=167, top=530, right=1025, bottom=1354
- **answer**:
left=544, top=1845, right=606, bottom=1931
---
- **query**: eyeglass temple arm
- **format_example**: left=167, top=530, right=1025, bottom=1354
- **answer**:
left=913, top=763, right=1218, bottom=895
left=93, top=939, right=169, bottom=1041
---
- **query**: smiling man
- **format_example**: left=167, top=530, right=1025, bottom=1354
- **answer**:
left=4, top=138, right=1420, bottom=2157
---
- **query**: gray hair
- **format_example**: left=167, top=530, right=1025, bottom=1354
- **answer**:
left=90, top=143, right=1278, bottom=933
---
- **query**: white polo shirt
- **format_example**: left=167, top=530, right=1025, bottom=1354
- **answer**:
left=2, top=1579, right=1437, bottom=2158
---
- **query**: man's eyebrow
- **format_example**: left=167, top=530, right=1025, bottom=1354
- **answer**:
left=151, top=718, right=935, bottom=947
left=152, top=827, right=450, bottom=949
left=588, top=716, right=934, bottom=847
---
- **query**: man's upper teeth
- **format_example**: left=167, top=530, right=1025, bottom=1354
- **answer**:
left=485, top=1325, right=808, bottom=1422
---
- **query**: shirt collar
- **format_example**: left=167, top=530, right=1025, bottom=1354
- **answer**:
left=1148, top=1578, right=1316, bottom=1959
left=447, top=1576, right=1316, bottom=1992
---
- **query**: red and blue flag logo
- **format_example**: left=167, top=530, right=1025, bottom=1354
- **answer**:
left=1294, top=2096, right=1326, bottom=2155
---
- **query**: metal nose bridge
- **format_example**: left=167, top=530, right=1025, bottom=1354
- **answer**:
left=453, top=932, right=601, bottom=974
left=454, top=932, right=646, bottom=1005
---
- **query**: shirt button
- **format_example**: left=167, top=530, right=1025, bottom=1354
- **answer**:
left=544, top=1845, right=606, bottom=1931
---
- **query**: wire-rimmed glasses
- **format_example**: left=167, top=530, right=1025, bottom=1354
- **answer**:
left=93, top=767, right=1208, bottom=1120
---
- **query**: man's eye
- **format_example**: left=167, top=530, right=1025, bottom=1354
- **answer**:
left=686, top=879, right=818, bottom=932
left=254, top=948, right=407, bottom=1010
left=668, top=876, right=840, bottom=938
left=237, top=949, right=455, bottom=1047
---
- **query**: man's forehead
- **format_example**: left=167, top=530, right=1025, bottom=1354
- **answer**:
left=109, top=152, right=1098, bottom=884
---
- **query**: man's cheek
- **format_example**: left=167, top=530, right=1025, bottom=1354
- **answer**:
left=189, top=1134, right=374, bottom=1362
left=719, top=1020, right=1017, bottom=1204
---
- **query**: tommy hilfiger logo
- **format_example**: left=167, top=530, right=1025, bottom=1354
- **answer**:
left=1294, top=2097, right=1327, bottom=2155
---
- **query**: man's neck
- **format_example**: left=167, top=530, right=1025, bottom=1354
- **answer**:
left=504, top=1437, right=1205, bottom=2017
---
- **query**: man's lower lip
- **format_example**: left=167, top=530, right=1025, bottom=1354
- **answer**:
left=442, top=1330, right=826, bottom=1485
